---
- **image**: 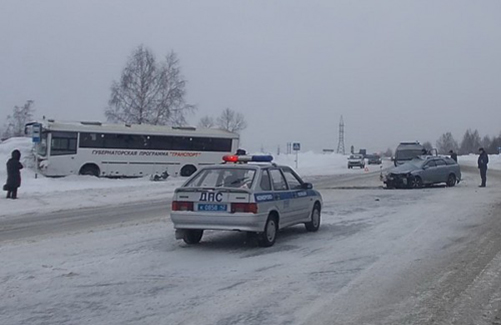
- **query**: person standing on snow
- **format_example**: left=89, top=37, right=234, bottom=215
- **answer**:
left=449, top=150, right=458, bottom=163
left=5, top=149, right=23, bottom=199
left=477, top=147, right=488, bottom=188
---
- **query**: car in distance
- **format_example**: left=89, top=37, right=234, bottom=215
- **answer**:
left=366, top=154, right=382, bottom=165
left=170, top=155, right=323, bottom=247
left=383, top=156, right=461, bottom=189
left=348, top=154, right=365, bottom=169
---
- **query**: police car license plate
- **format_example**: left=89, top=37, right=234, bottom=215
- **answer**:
left=198, top=204, right=227, bottom=212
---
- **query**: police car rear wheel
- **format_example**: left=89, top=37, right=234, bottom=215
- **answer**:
left=258, top=216, right=277, bottom=247
left=183, top=230, right=204, bottom=244
left=305, top=204, right=321, bottom=232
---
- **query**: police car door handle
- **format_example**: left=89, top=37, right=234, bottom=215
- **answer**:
left=274, top=194, right=280, bottom=200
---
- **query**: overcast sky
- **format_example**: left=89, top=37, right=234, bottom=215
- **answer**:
left=1, top=0, right=500, bottom=153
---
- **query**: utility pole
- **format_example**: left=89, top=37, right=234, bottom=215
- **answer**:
left=336, top=115, right=345, bottom=155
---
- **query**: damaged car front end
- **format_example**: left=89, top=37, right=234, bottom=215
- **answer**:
left=383, top=156, right=461, bottom=189
left=384, top=171, right=421, bottom=189
left=384, top=164, right=423, bottom=189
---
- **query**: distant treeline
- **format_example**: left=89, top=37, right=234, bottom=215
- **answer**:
left=382, top=129, right=501, bottom=157
left=427, top=129, right=501, bottom=155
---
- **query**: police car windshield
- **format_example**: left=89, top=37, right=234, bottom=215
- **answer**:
left=186, top=168, right=256, bottom=189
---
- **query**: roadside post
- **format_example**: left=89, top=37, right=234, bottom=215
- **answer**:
left=292, top=142, right=300, bottom=169
left=32, top=123, right=41, bottom=179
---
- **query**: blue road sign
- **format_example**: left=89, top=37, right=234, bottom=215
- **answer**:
left=293, top=142, right=301, bottom=151
left=32, top=123, right=41, bottom=143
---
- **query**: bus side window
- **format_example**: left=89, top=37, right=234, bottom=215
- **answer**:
left=80, top=132, right=103, bottom=148
left=51, top=132, right=77, bottom=156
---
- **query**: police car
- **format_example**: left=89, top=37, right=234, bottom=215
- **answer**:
left=171, top=155, right=323, bottom=247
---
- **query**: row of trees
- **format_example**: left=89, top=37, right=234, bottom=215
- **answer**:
left=382, top=130, right=501, bottom=157
left=2, top=45, right=247, bottom=139
left=433, top=129, right=501, bottom=155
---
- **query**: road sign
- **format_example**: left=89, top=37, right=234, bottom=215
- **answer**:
left=32, top=123, right=41, bottom=143
left=293, top=142, right=301, bottom=151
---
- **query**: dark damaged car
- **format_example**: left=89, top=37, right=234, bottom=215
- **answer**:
left=383, top=156, right=461, bottom=189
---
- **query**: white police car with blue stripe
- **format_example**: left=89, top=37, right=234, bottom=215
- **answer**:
left=171, top=155, right=323, bottom=247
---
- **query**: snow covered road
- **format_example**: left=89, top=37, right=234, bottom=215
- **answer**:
left=2, top=167, right=501, bottom=325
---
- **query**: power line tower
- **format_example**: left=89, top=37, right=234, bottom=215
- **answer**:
left=336, top=115, right=345, bottom=155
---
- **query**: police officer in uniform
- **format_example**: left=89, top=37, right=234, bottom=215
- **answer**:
left=478, top=147, right=488, bottom=187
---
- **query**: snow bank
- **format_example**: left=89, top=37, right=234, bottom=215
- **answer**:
left=0, top=138, right=384, bottom=217
left=0, top=137, right=177, bottom=194
left=457, top=154, right=501, bottom=170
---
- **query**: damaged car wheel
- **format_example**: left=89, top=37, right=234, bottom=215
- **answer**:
left=446, top=174, right=456, bottom=187
left=411, top=176, right=423, bottom=188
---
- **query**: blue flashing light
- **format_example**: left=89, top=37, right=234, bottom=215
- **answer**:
left=222, top=154, right=274, bottom=163
left=251, top=155, right=273, bottom=162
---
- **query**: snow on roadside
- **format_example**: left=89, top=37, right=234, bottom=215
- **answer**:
left=458, top=153, right=501, bottom=170
left=0, top=137, right=382, bottom=218
left=0, top=138, right=183, bottom=218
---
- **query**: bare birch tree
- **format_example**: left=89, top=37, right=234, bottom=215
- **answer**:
left=436, top=132, right=459, bottom=154
left=2, top=100, right=35, bottom=138
left=105, top=46, right=195, bottom=126
left=198, top=115, right=215, bottom=128
left=216, top=108, right=247, bottom=133
left=422, top=141, right=433, bottom=152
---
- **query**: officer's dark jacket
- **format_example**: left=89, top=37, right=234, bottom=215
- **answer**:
left=478, top=152, right=489, bottom=169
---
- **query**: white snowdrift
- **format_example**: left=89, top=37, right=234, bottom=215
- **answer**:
left=5, top=137, right=498, bottom=218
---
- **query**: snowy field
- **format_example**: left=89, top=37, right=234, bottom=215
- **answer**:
left=0, top=137, right=389, bottom=218
left=457, top=152, right=501, bottom=170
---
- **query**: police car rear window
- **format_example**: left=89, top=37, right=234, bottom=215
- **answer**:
left=186, top=168, right=256, bottom=189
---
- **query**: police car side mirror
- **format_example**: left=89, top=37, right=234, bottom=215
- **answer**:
left=302, top=182, right=313, bottom=190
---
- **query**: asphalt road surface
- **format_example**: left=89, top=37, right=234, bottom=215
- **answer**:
left=2, top=166, right=501, bottom=325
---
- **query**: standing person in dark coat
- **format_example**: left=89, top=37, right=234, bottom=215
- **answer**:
left=449, top=150, right=458, bottom=163
left=477, top=147, right=488, bottom=187
left=5, top=149, right=23, bottom=199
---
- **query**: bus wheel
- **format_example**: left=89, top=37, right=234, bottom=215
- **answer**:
left=180, top=165, right=197, bottom=177
left=79, top=164, right=100, bottom=177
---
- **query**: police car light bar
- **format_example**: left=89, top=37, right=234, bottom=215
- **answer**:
left=222, top=155, right=273, bottom=163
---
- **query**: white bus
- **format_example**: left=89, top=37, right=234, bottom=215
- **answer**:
left=29, top=120, right=239, bottom=177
